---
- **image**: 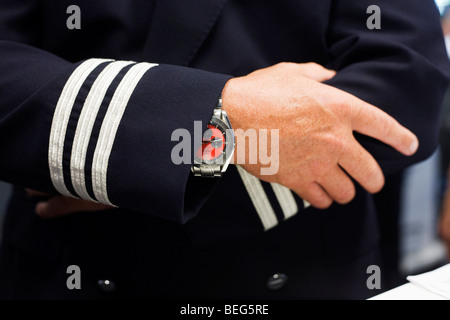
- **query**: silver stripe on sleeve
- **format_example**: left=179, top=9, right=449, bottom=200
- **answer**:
left=91, top=62, right=158, bottom=206
left=237, top=166, right=278, bottom=231
left=49, top=58, right=112, bottom=196
left=270, top=183, right=298, bottom=220
left=70, top=60, right=135, bottom=202
left=303, top=200, right=311, bottom=209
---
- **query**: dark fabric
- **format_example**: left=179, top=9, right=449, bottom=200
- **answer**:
left=374, top=172, right=406, bottom=289
left=0, top=0, right=449, bottom=299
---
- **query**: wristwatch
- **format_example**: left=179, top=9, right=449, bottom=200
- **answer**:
left=191, top=98, right=235, bottom=178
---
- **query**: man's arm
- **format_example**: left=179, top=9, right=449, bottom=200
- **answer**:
left=221, top=62, right=417, bottom=208
left=220, top=0, right=449, bottom=208
left=1, top=0, right=444, bottom=219
left=0, top=1, right=232, bottom=223
left=325, top=0, right=450, bottom=173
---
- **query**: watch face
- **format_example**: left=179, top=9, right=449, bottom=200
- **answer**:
left=195, top=124, right=225, bottom=164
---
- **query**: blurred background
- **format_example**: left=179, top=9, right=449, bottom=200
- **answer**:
left=437, top=0, right=450, bottom=13
left=0, top=0, right=449, bottom=285
left=0, top=182, right=11, bottom=242
left=401, top=0, right=450, bottom=275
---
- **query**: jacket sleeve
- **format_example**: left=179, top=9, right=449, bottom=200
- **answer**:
left=0, top=1, right=231, bottom=223
left=324, top=0, right=450, bottom=174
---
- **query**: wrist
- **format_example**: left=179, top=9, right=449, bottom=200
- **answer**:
left=220, top=78, right=233, bottom=115
left=221, top=77, right=242, bottom=128
left=191, top=87, right=236, bottom=178
left=221, top=78, right=240, bottom=165
left=221, top=77, right=258, bottom=171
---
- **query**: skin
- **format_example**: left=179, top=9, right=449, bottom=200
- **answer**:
left=26, top=189, right=112, bottom=218
left=440, top=168, right=450, bottom=260
left=29, top=62, right=418, bottom=218
left=222, top=62, right=417, bottom=208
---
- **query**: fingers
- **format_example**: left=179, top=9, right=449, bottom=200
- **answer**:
left=294, top=62, right=336, bottom=82
left=300, top=63, right=336, bottom=82
left=296, top=182, right=333, bottom=209
left=339, top=140, right=385, bottom=194
left=346, top=94, right=419, bottom=156
left=36, top=196, right=113, bottom=219
left=25, top=188, right=51, bottom=198
left=275, top=62, right=335, bottom=82
left=317, top=166, right=356, bottom=204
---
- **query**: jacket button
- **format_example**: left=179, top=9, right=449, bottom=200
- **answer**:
left=97, top=279, right=116, bottom=292
left=267, top=273, right=288, bottom=291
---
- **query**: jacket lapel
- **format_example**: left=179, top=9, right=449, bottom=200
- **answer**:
left=143, top=0, right=228, bottom=66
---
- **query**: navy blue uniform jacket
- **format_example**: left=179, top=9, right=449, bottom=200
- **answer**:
left=0, top=0, right=449, bottom=299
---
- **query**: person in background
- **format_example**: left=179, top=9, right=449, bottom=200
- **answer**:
left=439, top=5, right=450, bottom=260
left=440, top=175, right=450, bottom=259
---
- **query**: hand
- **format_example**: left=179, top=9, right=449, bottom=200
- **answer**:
left=222, top=62, right=418, bottom=209
left=26, top=189, right=114, bottom=218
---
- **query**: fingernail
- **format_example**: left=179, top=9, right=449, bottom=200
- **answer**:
left=409, top=140, right=419, bottom=155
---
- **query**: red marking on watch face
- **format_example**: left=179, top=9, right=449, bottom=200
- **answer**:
left=196, top=124, right=225, bottom=161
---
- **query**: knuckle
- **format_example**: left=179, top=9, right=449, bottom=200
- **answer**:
left=364, top=165, right=385, bottom=193
left=330, top=89, right=348, bottom=105
left=305, top=62, right=320, bottom=69
left=379, top=119, right=393, bottom=138
left=339, top=100, right=355, bottom=120
left=336, top=184, right=356, bottom=204
left=315, top=198, right=333, bottom=209
left=323, top=133, right=348, bottom=155
left=330, top=96, right=351, bottom=115
left=308, top=192, right=333, bottom=209
left=277, top=61, right=293, bottom=69
left=333, top=134, right=347, bottom=151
